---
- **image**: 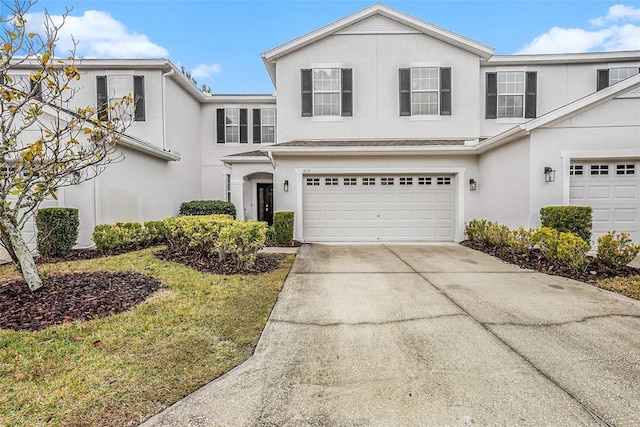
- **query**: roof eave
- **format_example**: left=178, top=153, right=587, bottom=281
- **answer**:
left=262, top=145, right=476, bottom=156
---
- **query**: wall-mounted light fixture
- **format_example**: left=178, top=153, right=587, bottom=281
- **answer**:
left=469, top=179, right=477, bottom=191
left=544, top=166, right=556, bottom=183
left=71, top=170, right=81, bottom=185
left=283, top=179, right=289, bottom=192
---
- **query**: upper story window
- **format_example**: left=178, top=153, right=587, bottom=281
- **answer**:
left=399, top=67, right=451, bottom=116
left=485, top=71, right=537, bottom=119
left=597, top=67, right=640, bottom=90
left=301, top=68, right=352, bottom=117
left=96, top=75, right=145, bottom=121
left=253, top=108, right=276, bottom=143
left=216, top=108, right=248, bottom=143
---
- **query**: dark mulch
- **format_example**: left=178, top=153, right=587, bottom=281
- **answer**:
left=35, top=248, right=130, bottom=264
left=461, top=240, right=640, bottom=283
left=0, top=271, right=163, bottom=332
left=154, top=249, right=287, bottom=275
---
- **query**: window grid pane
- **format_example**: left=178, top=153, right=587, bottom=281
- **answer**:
left=411, top=67, right=438, bottom=116
left=610, top=67, right=638, bottom=85
left=497, top=72, right=525, bottom=118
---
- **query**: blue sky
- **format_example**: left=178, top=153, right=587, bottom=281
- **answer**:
left=12, top=1, right=640, bottom=93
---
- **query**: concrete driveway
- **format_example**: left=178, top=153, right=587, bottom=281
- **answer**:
left=141, top=244, right=640, bottom=427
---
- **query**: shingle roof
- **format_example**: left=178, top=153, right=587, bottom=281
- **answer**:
left=225, top=150, right=268, bottom=157
left=275, top=139, right=466, bottom=147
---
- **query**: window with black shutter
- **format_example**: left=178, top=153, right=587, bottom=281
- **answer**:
left=216, top=109, right=225, bottom=143
left=341, top=68, right=353, bottom=117
left=597, top=69, right=609, bottom=91
left=133, top=76, right=145, bottom=121
left=30, top=79, right=42, bottom=100
left=440, top=67, right=451, bottom=116
left=301, top=69, right=312, bottom=117
left=485, top=72, right=497, bottom=119
left=239, top=109, right=248, bottom=143
left=253, top=109, right=261, bottom=143
left=96, top=76, right=108, bottom=120
left=524, top=71, right=537, bottom=119
left=399, top=68, right=411, bottom=116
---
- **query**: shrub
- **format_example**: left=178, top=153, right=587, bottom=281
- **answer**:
left=36, top=207, right=79, bottom=257
left=163, top=214, right=266, bottom=268
left=266, top=225, right=275, bottom=242
left=508, top=226, right=535, bottom=254
left=531, top=226, right=560, bottom=260
left=486, top=222, right=510, bottom=247
left=465, top=219, right=508, bottom=247
left=540, top=206, right=593, bottom=243
left=597, top=231, right=640, bottom=269
left=93, top=221, right=167, bottom=254
left=179, top=200, right=236, bottom=218
left=465, top=219, right=490, bottom=244
left=273, top=211, right=294, bottom=246
left=555, top=232, right=590, bottom=270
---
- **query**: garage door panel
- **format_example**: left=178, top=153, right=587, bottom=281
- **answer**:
left=614, top=185, right=637, bottom=199
left=588, top=186, right=611, bottom=199
left=303, top=175, right=455, bottom=242
left=614, top=209, right=636, bottom=222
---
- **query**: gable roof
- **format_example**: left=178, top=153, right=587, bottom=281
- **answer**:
left=477, top=73, right=640, bottom=153
left=260, top=3, right=494, bottom=87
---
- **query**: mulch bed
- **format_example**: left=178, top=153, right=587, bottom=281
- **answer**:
left=1, top=248, right=289, bottom=332
left=154, top=249, right=287, bottom=275
left=0, top=271, right=163, bottom=332
left=461, top=240, right=640, bottom=283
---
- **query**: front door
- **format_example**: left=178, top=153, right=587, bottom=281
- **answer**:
left=257, top=183, right=274, bottom=225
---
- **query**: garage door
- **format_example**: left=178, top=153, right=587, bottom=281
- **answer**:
left=303, top=175, right=455, bottom=242
left=569, top=161, right=639, bottom=242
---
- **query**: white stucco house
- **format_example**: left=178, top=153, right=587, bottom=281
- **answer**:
left=7, top=3, right=640, bottom=252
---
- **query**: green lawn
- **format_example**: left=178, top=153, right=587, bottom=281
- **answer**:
left=595, top=275, right=640, bottom=300
left=0, top=248, right=293, bottom=427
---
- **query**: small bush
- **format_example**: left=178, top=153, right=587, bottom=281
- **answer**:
left=508, top=226, right=535, bottom=254
left=93, top=221, right=166, bottom=254
left=486, top=222, right=510, bottom=247
left=531, top=226, right=560, bottom=260
left=465, top=219, right=508, bottom=247
left=540, top=206, right=593, bottom=243
left=465, top=219, right=490, bottom=244
left=597, top=231, right=640, bottom=269
left=179, top=200, right=236, bottom=218
left=266, top=225, right=275, bottom=242
left=36, top=207, right=79, bottom=257
left=555, top=232, right=590, bottom=270
left=273, top=211, right=294, bottom=246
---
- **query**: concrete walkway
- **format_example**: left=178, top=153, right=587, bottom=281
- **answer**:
left=141, top=244, right=640, bottom=427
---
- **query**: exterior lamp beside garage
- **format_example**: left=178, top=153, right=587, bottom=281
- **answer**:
left=544, top=167, right=556, bottom=183
left=469, top=179, right=477, bottom=191
left=283, top=180, right=289, bottom=192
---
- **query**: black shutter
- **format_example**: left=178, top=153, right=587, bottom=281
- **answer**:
left=239, top=108, right=248, bottom=143
left=30, top=79, right=42, bottom=100
left=96, top=76, right=108, bottom=120
left=253, top=109, right=261, bottom=143
left=341, top=68, right=353, bottom=117
left=133, top=76, right=145, bottom=121
left=301, top=69, right=312, bottom=117
left=440, top=67, right=451, bottom=116
left=524, top=71, right=537, bottom=119
left=399, top=68, right=411, bottom=116
left=216, top=109, right=225, bottom=143
left=485, top=72, right=497, bottom=119
left=597, top=69, right=609, bottom=91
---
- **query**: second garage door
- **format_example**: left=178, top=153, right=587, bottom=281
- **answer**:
left=303, top=175, right=455, bottom=242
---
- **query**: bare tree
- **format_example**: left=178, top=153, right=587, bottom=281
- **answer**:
left=0, top=0, right=133, bottom=291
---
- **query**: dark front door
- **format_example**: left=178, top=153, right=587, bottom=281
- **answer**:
left=257, top=183, right=273, bottom=225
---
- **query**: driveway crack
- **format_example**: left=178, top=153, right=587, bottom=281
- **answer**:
left=486, top=313, right=640, bottom=328
left=270, top=312, right=465, bottom=327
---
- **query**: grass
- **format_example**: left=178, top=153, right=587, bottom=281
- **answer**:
left=595, top=275, right=640, bottom=300
left=0, top=248, right=294, bottom=427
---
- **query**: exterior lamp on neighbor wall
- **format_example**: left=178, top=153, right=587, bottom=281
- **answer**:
left=283, top=180, right=289, bottom=192
left=469, top=179, right=477, bottom=191
left=544, top=167, right=556, bottom=183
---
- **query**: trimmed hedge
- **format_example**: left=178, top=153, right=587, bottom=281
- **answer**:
left=93, top=221, right=167, bottom=254
left=179, top=200, right=236, bottom=217
left=273, top=211, right=294, bottom=246
left=540, top=206, right=593, bottom=243
left=164, top=214, right=266, bottom=268
left=36, top=207, right=79, bottom=257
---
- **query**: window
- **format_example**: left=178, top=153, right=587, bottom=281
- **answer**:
left=570, top=165, right=584, bottom=176
left=437, top=177, right=451, bottom=185
left=30, top=79, right=42, bottom=100
left=590, top=165, right=609, bottom=175
left=325, top=177, right=338, bottom=186
left=381, top=177, right=394, bottom=186
left=418, top=177, right=432, bottom=185
left=306, top=178, right=320, bottom=186
left=362, top=177, right=376, bottom=186
left=96, top=75, right=145, bottom=121
left=225, top=174, right=231, bottom=202
left=399, top=177, right=413, bottom=185
left=486, top=71, right=537, bottom=119
left=616, top=164, right=635, bottom=175
left=399, top=67, right=451, bottom=116
left=301, top=68, right=352, bottom=117
left=597, top=67, right=640, bottom=90
left=216, top=108, right=248, bottom=143
left=344, top=178, right=357, bottom=186
left=252, top=108, right=276, bottom=144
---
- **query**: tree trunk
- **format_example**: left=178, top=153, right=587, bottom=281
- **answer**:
left=0, top=216, right=42, bottom=291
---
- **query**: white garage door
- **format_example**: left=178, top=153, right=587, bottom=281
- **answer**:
left=303, top=175, right=455, bottom=242
left=569, top=161, right=639, bottom=242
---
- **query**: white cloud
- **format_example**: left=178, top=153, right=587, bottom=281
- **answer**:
left=590, top=4, right=640, bottom=26
left=517, top=5, right=640, bottom=54
left=24, top=10, right=168, bottom=58
left=191, top=63, right=222, bottom=79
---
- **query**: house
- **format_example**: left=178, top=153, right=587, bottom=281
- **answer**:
left=5, top=3, right=640, bottom=255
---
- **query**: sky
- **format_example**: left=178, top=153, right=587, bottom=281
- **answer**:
left=5, top=0, right=640, bottom=94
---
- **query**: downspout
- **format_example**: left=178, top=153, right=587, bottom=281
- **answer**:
left=161, top=68, right=175, bottom=151
left=266, top=150, right=276, bottom=168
